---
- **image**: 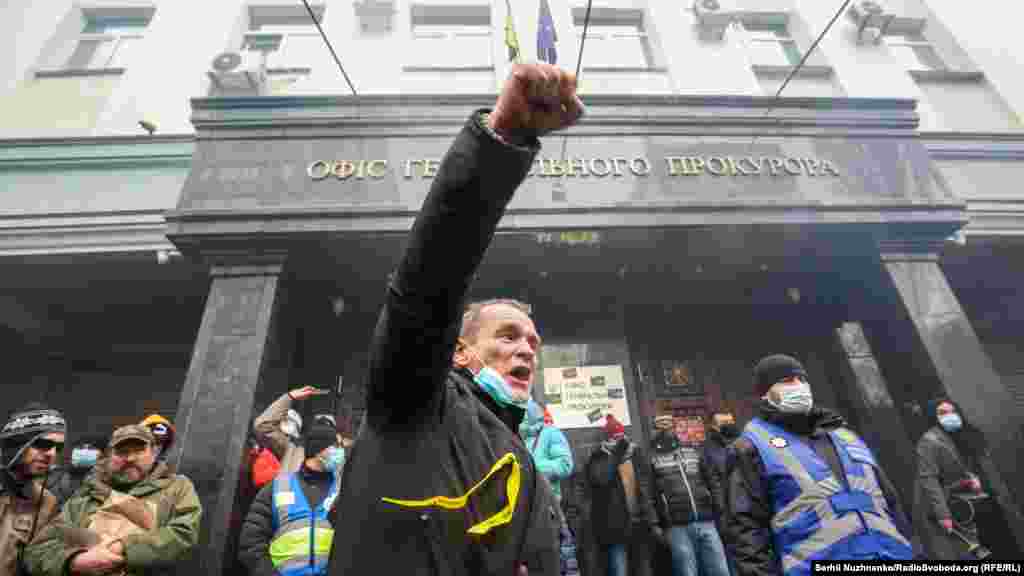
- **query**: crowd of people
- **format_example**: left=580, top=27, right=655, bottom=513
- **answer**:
left=0, top=62, right=1014, bottom=575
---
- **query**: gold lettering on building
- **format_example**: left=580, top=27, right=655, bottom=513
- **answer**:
left=309, top=155, right=841, bottom=181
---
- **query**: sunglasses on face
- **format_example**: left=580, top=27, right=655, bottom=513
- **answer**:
left=32, top=438, right=65, bottom=452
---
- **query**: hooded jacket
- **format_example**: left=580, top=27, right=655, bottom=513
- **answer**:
left=23, top=461, right=202, bottom=576
left=648, top=429, right=716, bottom=528
left=325, top=111, right=559, bottom=576
left=912, top=398, right=987, bottom=560
left=520, top=401, right=574, bottom=503
left=725, top=401, right=911, bottom=576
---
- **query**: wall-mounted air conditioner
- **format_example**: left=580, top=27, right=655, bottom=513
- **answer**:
left=694, top=0, right=739, bottom=42
left=207, top=50, right=267, bottom=92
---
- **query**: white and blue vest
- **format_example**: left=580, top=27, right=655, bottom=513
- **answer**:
left=743, top=418, right=912, bottom=574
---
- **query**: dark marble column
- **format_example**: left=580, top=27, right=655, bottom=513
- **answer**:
left=880, top=245, right=1024, bottom=549
left=168, top=260, right=286, bottom=575
left=833, top=322, right=916, bottom=507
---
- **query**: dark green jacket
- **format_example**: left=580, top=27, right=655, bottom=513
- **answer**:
left=24, top=461, right=201, bottom=575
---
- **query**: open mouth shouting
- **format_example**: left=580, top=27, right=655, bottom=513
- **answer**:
left=507, top=365, right=533, bottom=391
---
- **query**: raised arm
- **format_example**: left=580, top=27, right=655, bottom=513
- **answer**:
left=365, top=63, right=584, bottom=430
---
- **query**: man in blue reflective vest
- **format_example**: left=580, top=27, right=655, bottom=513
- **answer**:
left=239, top=421, right=345, bottom=576
left=724, top=355, right=913, bottom=576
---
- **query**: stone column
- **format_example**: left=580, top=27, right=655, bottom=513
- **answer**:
left=880, top=242, right=1024, bottom=549
left=168, top=259, right=286, bottom=575
left=833, top=322, right=916, bottom=506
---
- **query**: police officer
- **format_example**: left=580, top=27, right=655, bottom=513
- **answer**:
left=239, top=420, right=344, bottom=576
left=725, top=355, right=913, bottom=576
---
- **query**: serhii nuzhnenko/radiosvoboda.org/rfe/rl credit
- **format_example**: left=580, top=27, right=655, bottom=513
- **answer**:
left=812, top=561, right=1024, bottom=574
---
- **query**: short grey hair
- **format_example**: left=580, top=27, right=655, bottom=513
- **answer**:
left=459, top=298, right=532, bottom=343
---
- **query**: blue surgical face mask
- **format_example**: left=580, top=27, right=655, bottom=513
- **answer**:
left=321, top=446, right=345, bottom=470
left=71, top=448, right=100, bottom=468
left=465, top=345, right=530, bottom=409
left=938, top=413, right=962, bottom=433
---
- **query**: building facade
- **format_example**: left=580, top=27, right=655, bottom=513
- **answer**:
left=2, top=0, right=1023, bottom=571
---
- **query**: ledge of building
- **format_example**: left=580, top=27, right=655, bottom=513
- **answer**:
left=189, top=93, right=921, bottom=134
left=0, top=210, right=173, bottom=256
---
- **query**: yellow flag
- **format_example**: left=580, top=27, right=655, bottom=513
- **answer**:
left=505, top=13, right=521, bottom=64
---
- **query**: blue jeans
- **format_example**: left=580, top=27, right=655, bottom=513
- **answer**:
left=668, top=522, right=731, bottom=576
left=607, top=543, right=628, bottom=576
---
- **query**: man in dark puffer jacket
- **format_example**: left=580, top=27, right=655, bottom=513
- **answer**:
left=326, top=62, right=584, bottom=576
left=648, top=415, right=730, bottom=576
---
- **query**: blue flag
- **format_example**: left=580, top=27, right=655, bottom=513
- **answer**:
left=537, top=0, right=558, bottom=64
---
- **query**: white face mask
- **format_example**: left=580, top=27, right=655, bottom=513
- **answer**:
left=769, top=380, right=814, bottom=414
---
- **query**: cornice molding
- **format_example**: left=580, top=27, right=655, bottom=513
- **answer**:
left=0, top=210, right=172, bottom=256
left=189, top=94, right=921, bottom=134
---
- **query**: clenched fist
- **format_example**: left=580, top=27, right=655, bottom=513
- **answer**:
left=489, top=62, right=585, bottom=142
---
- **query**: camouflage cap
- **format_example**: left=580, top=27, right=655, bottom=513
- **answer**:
left=109, top=424, right=154, bottom=448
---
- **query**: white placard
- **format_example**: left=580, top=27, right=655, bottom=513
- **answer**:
left=542, top=365, right=631, bottom=429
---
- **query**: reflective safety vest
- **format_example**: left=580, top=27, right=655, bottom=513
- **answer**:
left=743, top=418, right=912, bottom=575
left=270, top=471, right=339, bottom=576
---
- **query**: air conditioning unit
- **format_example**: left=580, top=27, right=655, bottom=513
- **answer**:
left=694, top=0, right=738, bottom=41
left=848, top=0, right=891, bottom=44
left=694, top=0, right=738, bottom=28
left=208, top=51, right=267, bottom=92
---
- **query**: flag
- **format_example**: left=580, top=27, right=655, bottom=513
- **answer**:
left=505, top=4, right=522, bottom=64
left=537, top=0, right=558, bottom=64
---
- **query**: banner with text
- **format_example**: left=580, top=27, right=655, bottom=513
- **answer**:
left=543, top=365, right=631, bottom=429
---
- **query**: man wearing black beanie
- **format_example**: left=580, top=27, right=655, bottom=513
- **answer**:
left=724, top=355, right=913, bottom=576
left=0, top=403, right=66, bottom=575
left=239, top=420, right=345, bottom=576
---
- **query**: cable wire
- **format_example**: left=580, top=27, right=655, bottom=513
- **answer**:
left=302, top=0, right=358, bottom=96
left=554, top=0, right=595, bottom=199
left=747, top=0, right=852, bottom=152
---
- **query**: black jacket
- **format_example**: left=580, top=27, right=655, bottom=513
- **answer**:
left=648, top=431, right=715, bottom=528
left=586, top=441, right=653, bottom=546
left=725, top=401, right=911, bottom=576
left=239, top=464, right=336, bottom=576
left=326, top=112, right=559, bottom=576
left=701, top=429, right=734, bottom=522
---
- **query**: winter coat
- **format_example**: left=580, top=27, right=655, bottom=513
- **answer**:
left=586, top=442, right=654, bottom=546
left=239, top=464, right=337, bottom=576
left=648, top=431, right=716, bottom=528
left=913, top=425, right=983, bottom=559
left=725, top=401, right=911, bottom=576
left=521, top=402, right=574, bottom=503
left=254, top=393, right=307, bottom=475
left=702, top=429, right=734, bottom=522
left=23, top=461, right=202, bottom=576
left=47, top=466, right=92, bottom=508
left=325, top=111, right=559, bottom=576
left=0, top=473, right=59, bottom=576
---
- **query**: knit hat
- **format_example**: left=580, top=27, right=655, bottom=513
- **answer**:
left=1, top=403, right=67, bottom=469
left=604, top=414, right=625, bottom=439
left=753, top=354, right=808, bottom=398
left=304, top=421, right=338, bottom=459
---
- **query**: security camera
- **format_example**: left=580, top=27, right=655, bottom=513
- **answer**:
left=139, top=120, right=157, bottom=135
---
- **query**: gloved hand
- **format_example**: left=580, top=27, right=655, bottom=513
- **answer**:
left=940, top=518, right=954, bottom=533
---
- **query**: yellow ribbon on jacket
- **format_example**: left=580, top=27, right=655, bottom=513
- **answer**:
left=381, top=452, right=521, bottom=536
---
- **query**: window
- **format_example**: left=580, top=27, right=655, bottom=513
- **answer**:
left=740, top=17, right=800, bottom=67
left=885, top=32, right=945, bottom=71
left=405, top=5, right=493, bottom=71
left=65, top=8, right=154, bottom=71
left=247, top=4, right=328, bottom=74
left=573, top=8, right=655, bottom=71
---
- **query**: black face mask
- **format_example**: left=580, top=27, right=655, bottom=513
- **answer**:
left=719, top=424, right=739, bottom=439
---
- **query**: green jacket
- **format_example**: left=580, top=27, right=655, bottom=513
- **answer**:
left=23, top=461, right=202, bottom=576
